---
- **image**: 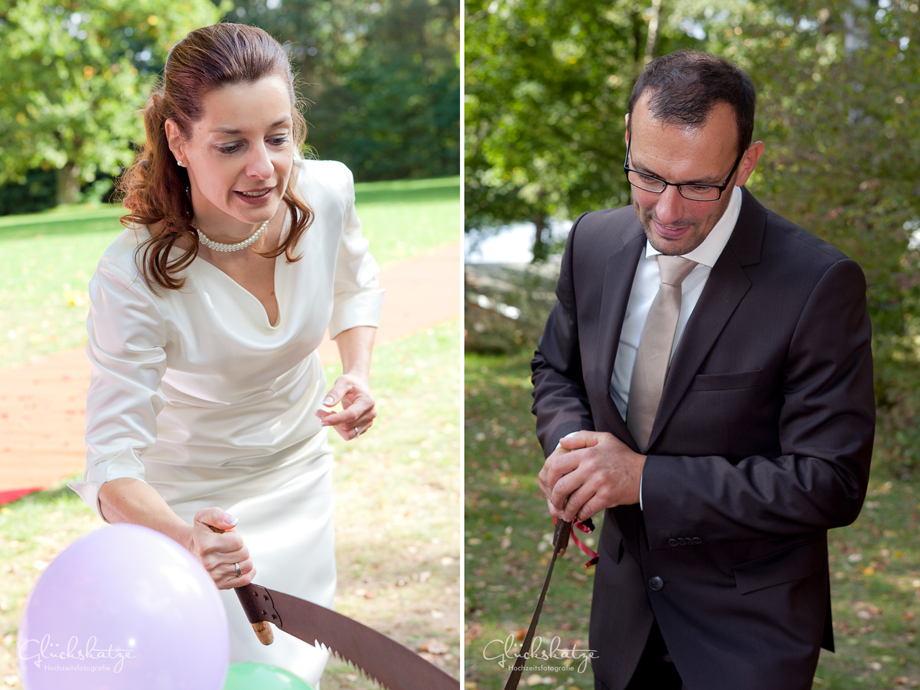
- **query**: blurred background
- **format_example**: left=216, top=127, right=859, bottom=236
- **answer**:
left=0, top=2, right=461, bottom=688
left=465, top=2, right=920, bottom=689
left=0, top=0, right=460, bottom=214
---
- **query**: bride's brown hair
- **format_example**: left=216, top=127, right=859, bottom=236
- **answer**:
left=117, top=23, right=312, bottom=292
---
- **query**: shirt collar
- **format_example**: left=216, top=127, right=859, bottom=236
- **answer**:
left=645, top=185, right=742, bottom=268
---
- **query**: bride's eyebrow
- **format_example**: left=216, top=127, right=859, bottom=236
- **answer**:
left=210, top=117, right=292, bottom=135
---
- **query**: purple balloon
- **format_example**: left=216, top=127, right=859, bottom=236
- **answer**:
left=18, top=524, right=229, bottom=690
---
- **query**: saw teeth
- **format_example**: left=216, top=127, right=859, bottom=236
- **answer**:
left=312, top=641, right=390, bottom=688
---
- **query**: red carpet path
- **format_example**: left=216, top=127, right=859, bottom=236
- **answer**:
left=0, top=242, right=462, bottom=498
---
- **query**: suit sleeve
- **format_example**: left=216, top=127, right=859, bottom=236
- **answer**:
left=531, top=214, right=595, bottom=457
left=640, top=258, right=875, bottom=548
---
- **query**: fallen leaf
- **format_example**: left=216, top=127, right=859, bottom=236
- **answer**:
left=465, top=623, right=484, bottom=644
left=419, top=639, right=450, bottom=654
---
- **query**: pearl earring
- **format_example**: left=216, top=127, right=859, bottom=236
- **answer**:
left=177, top=160, right=185, bottom=167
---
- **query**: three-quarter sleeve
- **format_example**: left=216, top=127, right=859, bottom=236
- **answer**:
left=68, top=257, right=168, bottom=521
left=327, top=168, right=385, bottom=339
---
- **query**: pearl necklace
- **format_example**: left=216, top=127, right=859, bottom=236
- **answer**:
left=193, top=219, right=269, bottom=253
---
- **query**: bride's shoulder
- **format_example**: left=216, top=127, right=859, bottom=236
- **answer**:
left=94, top=222, right=156, bottom=286
left=291, top=158, right=355, bottom=203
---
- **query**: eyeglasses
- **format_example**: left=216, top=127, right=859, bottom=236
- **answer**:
left=623, top=138, right=745, bottom=202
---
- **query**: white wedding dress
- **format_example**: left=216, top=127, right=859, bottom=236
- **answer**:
left=70, top=159, right=384, bottom=684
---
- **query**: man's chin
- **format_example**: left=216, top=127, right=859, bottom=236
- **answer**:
left=642, top=224, right=699, bottom=256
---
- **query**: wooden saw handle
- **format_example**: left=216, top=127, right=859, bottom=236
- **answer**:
left=207, top=523, right=274, bottom=645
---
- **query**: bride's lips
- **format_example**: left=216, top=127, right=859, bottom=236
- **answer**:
left=653, top=219, right=691, bottom=239
left=234, top=187, right=275, bottom=205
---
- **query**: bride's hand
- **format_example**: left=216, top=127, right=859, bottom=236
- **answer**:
left=315, top=373, right=376, bottom=441
left=188, top=507, right=256, bottom=590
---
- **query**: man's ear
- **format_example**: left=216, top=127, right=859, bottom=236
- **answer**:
left=164, top=119, right=186, bottom=166
left=624, top=114, right=630, bottom=144
left=734, top=141, right=765, bottom=187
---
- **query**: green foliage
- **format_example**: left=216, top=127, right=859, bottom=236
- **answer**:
left=0, top=169, right=58, bottom=215
left=465, top=0, right=701, bottom=255
left=691, top=0, right=920, bottom=334
left=227, top=0, right=460, bottom=181
left=0, top=0, right=223, bottom=207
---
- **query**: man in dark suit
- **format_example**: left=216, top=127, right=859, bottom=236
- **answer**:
left=531, top=51, right=875, bottom=690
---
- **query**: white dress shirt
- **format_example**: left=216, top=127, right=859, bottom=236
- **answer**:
left=556, top=186, right=742, bottom=510
left=610, top=185, right=742, bottom=421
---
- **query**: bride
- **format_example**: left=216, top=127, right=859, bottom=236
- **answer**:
left=70, top=23, right=383, bottom=684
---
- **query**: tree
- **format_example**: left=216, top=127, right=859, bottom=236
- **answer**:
left=464, top=0, right=701, bottom=259
left=227, top=0, right=460, bottom=181
left=685, top=0, right=920, bottom=343
left=0, top=0, right=222, bottom=207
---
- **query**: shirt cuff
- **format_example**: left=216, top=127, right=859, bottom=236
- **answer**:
left=639, top=472, right=644, bottom=511
left=554, top=430, right=583, bottom=451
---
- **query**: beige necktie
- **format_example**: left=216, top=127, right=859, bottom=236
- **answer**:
left=627, top=255, right=697, bottom=452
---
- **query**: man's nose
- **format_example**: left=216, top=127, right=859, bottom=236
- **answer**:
left=654, top=186, right=686, bottom=226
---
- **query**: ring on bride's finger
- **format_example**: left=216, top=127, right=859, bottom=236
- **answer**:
left=234, top=562, right=241, bottom=578
left=354, top=427, right=361, bottom=438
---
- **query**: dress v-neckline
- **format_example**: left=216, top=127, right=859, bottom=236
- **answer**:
left=193, top=254, right=282, bottom=328
left=178, top=211, right=291, bottom=329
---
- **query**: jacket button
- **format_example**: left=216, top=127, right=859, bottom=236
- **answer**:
left=668, top=538, right=678, bottom=546
left=649, top=576, right=664, bottom=591
left=677, top=537, right=686, bottom=546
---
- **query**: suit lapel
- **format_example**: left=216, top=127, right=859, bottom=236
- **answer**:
left=645, top=188, right=766, bottom=451
left=595, top=221, right=646, bottom=446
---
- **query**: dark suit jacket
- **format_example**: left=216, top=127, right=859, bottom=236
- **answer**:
left=531, top=189, right=875, bottom=690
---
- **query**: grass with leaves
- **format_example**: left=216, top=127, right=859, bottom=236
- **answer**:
left=464, top=348, right=920, bottom=690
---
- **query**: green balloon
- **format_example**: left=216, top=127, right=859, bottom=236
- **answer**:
left=223, top=661, right=315, bottom=690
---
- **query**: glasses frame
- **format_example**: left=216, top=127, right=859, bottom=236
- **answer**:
left=623, top=138, right=745, bottom=202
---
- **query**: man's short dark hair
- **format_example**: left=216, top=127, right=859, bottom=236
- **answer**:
left=628, top=50, right=756, bottom=156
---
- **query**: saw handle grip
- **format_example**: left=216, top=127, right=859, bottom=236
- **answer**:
left=207, top=524, right=274, bottom=645
left=552, top=518, right=571, bottom=556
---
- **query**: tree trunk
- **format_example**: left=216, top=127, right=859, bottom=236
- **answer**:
left=644, top=0, right=664, bottom=64
left=56, top=163, right=80, bottom=206
left=532, top=214, right=548, bottom=262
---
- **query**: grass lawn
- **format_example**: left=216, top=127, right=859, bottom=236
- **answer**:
left=0, top=176, right=460, bottom=367
left=464, top=349, right=920, bottom=690
left=0, top=320, right=462, bottom=688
